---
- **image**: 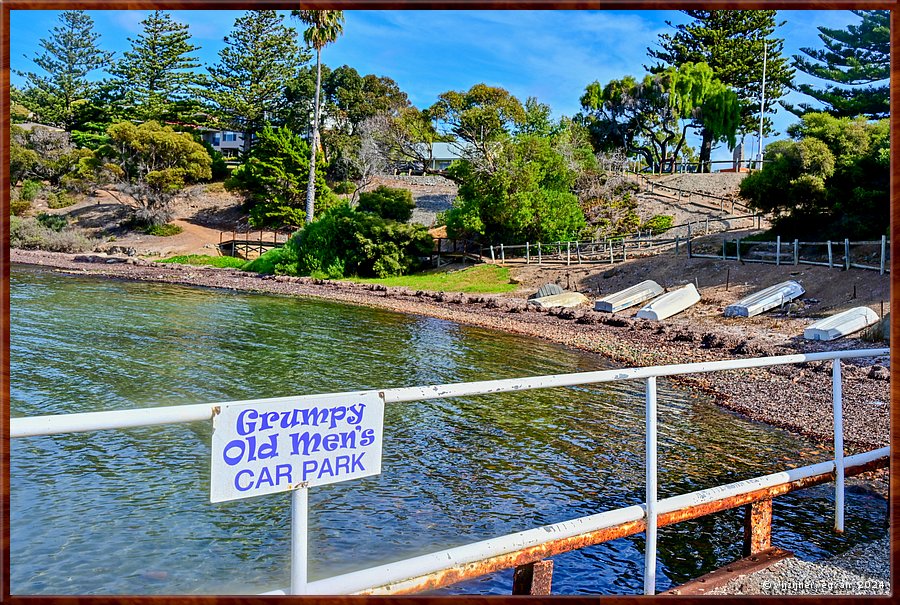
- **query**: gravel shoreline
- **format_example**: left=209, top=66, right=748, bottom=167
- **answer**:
left=10, top=248, right=890, bottom=450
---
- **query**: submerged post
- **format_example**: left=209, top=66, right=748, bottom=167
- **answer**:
left=644, top=376, right=658, bottom=596
left=291, top=487, right=309, bottom=594
left=832, top=360, right=845, bottom=533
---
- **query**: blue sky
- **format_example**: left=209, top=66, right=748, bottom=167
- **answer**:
left=10, top=9, right=862, bottom=162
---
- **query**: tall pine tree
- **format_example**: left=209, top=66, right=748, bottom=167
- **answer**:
left=647, top=10, right=794, bottom=171
left=109, top=10, right=202, bottom=122
left=16, top=10, right=114, bottom=131
left=788, top=10, right=889, bottom=118
left=202, top=10, right=308, bottom=156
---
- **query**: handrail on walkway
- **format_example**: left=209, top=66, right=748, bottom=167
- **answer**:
left=10, top=347, right=890, bottom=596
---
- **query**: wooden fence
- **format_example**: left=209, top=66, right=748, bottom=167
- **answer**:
left=691, top=235, right=890, bottom=275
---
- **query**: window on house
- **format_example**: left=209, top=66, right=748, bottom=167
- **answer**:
left=223, top=132, right=237, bottom=142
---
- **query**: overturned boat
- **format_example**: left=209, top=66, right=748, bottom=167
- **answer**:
left=527, top=291, right=588, bottom=309
left=724, top=280, right=805, bottom=318
left=803, top=306, right=879, bottom=341
left=594, top=280, right=664, bottom=313
left=635, top=283, right=700, bottom=321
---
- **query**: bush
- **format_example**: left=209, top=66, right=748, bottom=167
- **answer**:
left=642, top=214, right=674, bottom=234
left=242, top=245, right=299, bottom=275
left=356, top=186, right=415, bottom=222
left=10, top=216, right=96, bottom=252
left=291, top=203, right=433, bottom=278
left=20, top=179, right=41, bottom=201
left=10, top=197, right=32, bottom=216
left=332, top=181, right=357, bottom=195
left=36, top=212, right=68, bottom=232
left=144, top=223, right=183, bottom=237
left=202, top=141, right=230, bottom=181
left=46, top=190, right=76, bottom=209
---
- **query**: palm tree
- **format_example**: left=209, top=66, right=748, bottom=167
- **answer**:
left=293, top=9, right=344, bottom=224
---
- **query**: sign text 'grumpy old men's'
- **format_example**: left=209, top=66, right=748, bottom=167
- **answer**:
left=210, top=392, right=384, bottom=502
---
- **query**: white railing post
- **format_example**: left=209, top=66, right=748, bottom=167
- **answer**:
left=291, top=487, right=309, bottom=594
left=880, top=235, right=886, bottom=275
left=644, top=376, right=658, bottom=595
left=832, top=360, right=845, bottom=533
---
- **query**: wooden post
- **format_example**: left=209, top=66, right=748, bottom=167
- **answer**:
left=566, top=241, right=571, bottom=266
left=490, top=245, right=495, bottom=261
left=880, top=235, right=886, bottom=275
left=609, top=241, right=614, bottom=264
left=537, top=242, right=542, bottom=265
left=526, top=241, right=530, bottom=264
left=686, top=222, right=692, bottom=259
left=844, top=238, right=850, bottom=270
left=232, top=228, right=236, bottom=257
left=623, top=240, right=627, bottom=262
left=675, top=236, right=680, bottom=255
left=742, top=498, right=773, bottom=556
left=722, top=239, right=727, bottom=260
left=512, top=560, right=554, bottom=595
left=793, top=239, right=799, bottom=265
left=500, top=243, right=505, bottom=263
left=705, top=217, right=709, bottom=235
left=576, top=241, right=582, bottom=264
left=827, top=240, right=833, bottom=268
left=736, top=238, right=741, bottom=262
left=436, top=238, right=441, bottom=267
left=776, top=235, right=781, bottom=266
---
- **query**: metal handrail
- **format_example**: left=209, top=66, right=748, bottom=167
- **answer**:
left=10, top=347, right=889, bottom=596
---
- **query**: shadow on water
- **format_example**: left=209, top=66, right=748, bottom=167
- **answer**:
left=9, top=265, right=887, bottom=595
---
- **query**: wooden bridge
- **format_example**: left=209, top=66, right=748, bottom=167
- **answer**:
left=219, top=229, right=291, bottom=259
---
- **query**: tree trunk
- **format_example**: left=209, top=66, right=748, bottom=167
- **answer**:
left=305, top=48, right=322, bottom=224
left=699, top=128, right=713, bottom=173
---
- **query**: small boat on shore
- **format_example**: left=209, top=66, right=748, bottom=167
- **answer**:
left=803, top=307, right=879, bottom=341
left=594, top=280, right=664, bottom=313
left=724, top=280, right=805, bottom=317
left=635, top=283, right=700, bottom=321
left=527, top=291, right=588, bottom=309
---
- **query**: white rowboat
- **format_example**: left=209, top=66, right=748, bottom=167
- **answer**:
left=594, top=280, right=664, bottom=313
left=724, top=280, right=805, bottom=317
left=635, top=284, right=700, bottom=321
left=527, top=291, right=588, bottom=309
left=804, top=307, right=879, bottom=341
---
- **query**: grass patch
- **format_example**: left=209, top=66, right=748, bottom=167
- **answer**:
left=346, top=264, right=517, bottom=293
left=157, top=254, right=247, bottom=269
left=144, top=223, right=184, bottom=237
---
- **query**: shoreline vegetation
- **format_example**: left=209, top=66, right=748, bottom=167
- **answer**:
left=11, top=248, right=889, bottom=457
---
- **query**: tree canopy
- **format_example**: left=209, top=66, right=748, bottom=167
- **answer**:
left=647, top=10, right=793, bottom=170
left=787, top=10, right=889, bottom=118
left=202, top=10, right=308, bottom=155
left=16, top=10, right=114, bottom=131
left=108, top=10, right=202, bottom=122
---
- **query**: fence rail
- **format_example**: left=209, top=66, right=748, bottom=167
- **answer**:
left=10, top=348, right=888, bottom=596
left=691, top=235, right=891, bottom=275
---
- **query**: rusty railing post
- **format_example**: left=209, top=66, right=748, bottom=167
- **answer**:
left=742, top=498, right=773, bottom=556
left=511, top=560, right=553, bottom=595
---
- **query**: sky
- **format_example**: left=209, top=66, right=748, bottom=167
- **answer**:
left=9, top=9, right=865, bottom=163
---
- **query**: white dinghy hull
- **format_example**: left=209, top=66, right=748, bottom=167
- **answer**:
left=724, top=280, right=805, bottom=317
left=594, top=280, right=664, bottom=313
left=804, top=306, right=879, bottom=341
left=635, top=284, right=701, bottom=321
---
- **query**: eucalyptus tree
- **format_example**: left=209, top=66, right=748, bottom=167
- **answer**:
left=108, top=10, right=202, bottom=122
left=647, top=10, right=793, bottom=170
left=16, top=10, right=114, bottom=131
left=203, top=10, right=308, bottom=156
left=788, top=10, right=889, bottom=118
left=292, top=9, right=345, bottom=223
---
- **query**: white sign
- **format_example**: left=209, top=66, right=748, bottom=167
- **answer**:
left=210, top=392, right=384, bottom=503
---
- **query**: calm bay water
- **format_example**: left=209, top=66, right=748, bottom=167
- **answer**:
left=10, top=265, right=887, bottom=595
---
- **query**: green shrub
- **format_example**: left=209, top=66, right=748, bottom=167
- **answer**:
left=36, top=212, right=68, bottom=232
left=242, top=245, right=298, bottom=275
left=144, top=223, right=183, bottom=237
left=20, top=179, right=41, bottom=201
left=357, top=185, right=415, bottom=222
left=10, top=197, right=32, bottom=216
left=46, top=191, right=76, bottom=209
left=641, top=214, right=674, bottom=234
left=292, top=203, right=433, bottom=278
left=202, top=141, right=230, bottom=181
left=10, top=216, right=96, bottom=252
left=332, top=181, right=357, bottom=195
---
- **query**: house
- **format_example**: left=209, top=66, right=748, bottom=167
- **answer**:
left=199, top=128, right=246, bottom=158
left=427, top=142, right=467, bottom=171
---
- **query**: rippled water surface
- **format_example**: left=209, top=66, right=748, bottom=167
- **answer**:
left=10, top=265, right=887, bottom=595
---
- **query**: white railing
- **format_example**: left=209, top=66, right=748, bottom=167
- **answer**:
left=10, top=348, right=889, bottom=595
